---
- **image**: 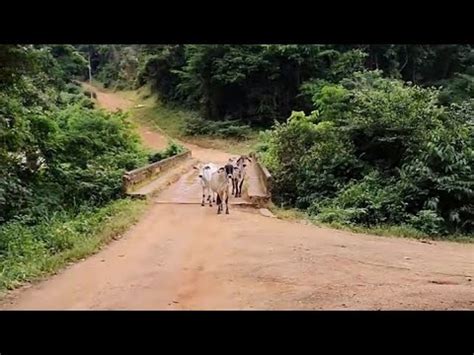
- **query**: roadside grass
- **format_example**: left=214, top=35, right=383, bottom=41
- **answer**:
left=269, top=205, right=473, bottom=243
left=125, top=86, right=260, bottom=156
left=0, top=199, right=148, bottom=293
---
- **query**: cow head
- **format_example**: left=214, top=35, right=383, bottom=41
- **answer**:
left=193, top=164, right=211, bottom=178
left=236, top=155, right=252, bottom=166
left=219, top=167, right=233, bottom=180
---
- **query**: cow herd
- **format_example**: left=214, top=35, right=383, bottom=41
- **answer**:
left=193, top=155, right=252, bottom=214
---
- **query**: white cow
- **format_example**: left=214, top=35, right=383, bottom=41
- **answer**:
left=233, top=155, right=252, bottom=198
left=210, top=167, right=233, bottom=214
left=193, top=163, right=218, bottom=207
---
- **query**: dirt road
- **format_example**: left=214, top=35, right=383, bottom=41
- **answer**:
left=2, top=85, right=472, bottom=310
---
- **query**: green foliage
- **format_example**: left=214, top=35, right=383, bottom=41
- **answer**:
left=65, top=44, right=474, bottom=144
left=259, top=71, right=473, bottom=237
left=260, top=111, right=362, bottom=208
left=140, top=45, right=335, bottom=124
left=396, top=100, right=474, bottom=233
left=77, top=45, right=149, bottom=90
left=0, top=103, right=147, bottom=223
left=309, top=172, right=407, bottom=227
left=72, top=44, right=473, bottom=128
left=0, top=45, right=151, bottom=291
left=0, top=199, right=146, bottom=290
left=184, top=117, right=251, bottom=139
left=132, top=44, right=474, bottom=127
left=409, top=210, right=445, bottom=236
left=0, top=45, right=148, bottom=224
left=0, top=45, right=36, bottom=89
left=49, top=45, right=88, bottom=82
left=148, top=141, right=185, bottom=163
left=438, top=73, right=474, bottom=105
left=313, top=206, right=363, bottom=225
left=137, top=45, right=186, bottom=100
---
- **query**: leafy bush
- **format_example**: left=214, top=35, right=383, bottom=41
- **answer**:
left=1, top=100, right=147, bottom=223
left=438, top=73, right=474, bottom=105
left=259, top=111, right=362, bottom=208
left=0, top=199, right=145, bottom=290
left=59, top=91, right=94, bottom=108
left=137, top=46, right=186, bottom=101
left=184, top=117, right=251, bottom=139
left=64, top=82, right=81, bottom=94
left=311, top=172, right=408, bottom=227
left=313, top=206, right=365, bottom=225
left=0, top=45, right=151, bottom=291
left=148, top=141, right=185, bottom=163
left=409, top=210, right=445, bottom=236
left=259, top=71, right=473, bottom=237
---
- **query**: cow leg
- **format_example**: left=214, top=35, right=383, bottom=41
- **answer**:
left=216, top=193, right=222, bottom=214
left=238, top=180, right=244, bottom=198
left=201, top=192, right=205, bottom=207
left=225, top=193, right=229, bottom=214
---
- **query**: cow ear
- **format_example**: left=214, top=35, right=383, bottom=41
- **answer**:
left=193, top=166, right=198, bottom=170
left=247, top=158, right=252, bottom=162
left=218, top=167, right=225, bottom=172
left=243, top=164, right=247, bottom=167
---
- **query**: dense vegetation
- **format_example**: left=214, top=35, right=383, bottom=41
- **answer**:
left=0, top=45, right=182, bottom=289
left=88, top=44, right=473, bottom=123
left=87, top=44, right=472, bottom=238
left=258, top=72, right=473, bottom=237
left=1, top=43, right=472, bottom=291
left=1, top=45, right=148, bottom=224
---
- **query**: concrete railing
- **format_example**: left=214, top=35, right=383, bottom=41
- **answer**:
left=122, top=150, right=192, bottom=194
left=249, top=151, right=272, bottom=203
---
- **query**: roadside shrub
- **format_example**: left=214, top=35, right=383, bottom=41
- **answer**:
left=259, top=71, right=473, bottom=237
left=0, top=199, right=144, bottom=290
left=148, top=141, right=185, bottom=163
left=409, top=210, right=446, bottom=236
left=64, top=82, right=81, bottom=94
left=1, top=104, right=147, bottom=223
left=184, top=117, right=251, bottom=139
left=313, top=206, right=365, bottom=225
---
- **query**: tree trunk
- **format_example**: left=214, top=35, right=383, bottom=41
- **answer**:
left=88, top=52, right=93, bottom=98
left=400, top=45, right=409, bottom=72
